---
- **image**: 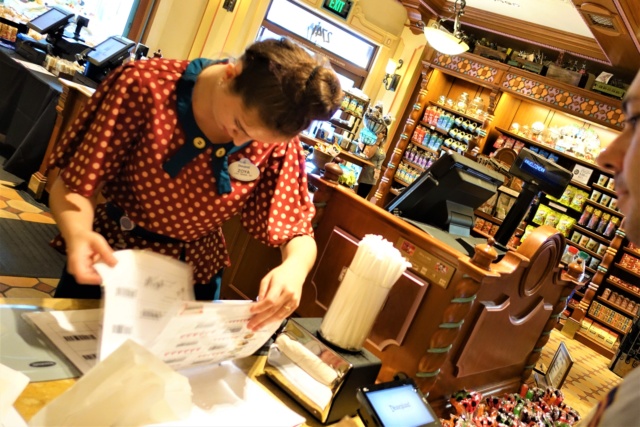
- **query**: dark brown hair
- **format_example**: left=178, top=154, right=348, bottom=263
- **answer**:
left=231, top=37, right=342, bottom=138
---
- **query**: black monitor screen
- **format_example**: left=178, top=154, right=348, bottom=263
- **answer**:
left=385, top=152, right=505, bottom=236
left=28, top=7, right=73, bottom=35
left=87, top=36, right=135, bottom=67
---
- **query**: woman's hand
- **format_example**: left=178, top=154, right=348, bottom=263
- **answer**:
left=247, top=235, right=317, bottom=331
left=247, top=262, right=306, bottom=331
left=65, top=230, right=117, bottom=284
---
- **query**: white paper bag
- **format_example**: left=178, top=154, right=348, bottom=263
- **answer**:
left=28, top=340, right=191, bottom=427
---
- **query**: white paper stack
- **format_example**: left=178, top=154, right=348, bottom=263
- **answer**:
left=320, top=235, right=410, bottom=351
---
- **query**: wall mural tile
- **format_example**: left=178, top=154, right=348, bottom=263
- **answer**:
left=503, top=74, right=624, bottom=129
left=433, top=54, right=499, bottom=83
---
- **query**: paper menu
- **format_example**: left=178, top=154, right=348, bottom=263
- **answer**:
left=149, top=301, right=277, bottom=371
left=96, top=250, right=195, bottom=361
left=20, top=309, right=102, bottom=374
left=25, top=250, right=281, bottom=374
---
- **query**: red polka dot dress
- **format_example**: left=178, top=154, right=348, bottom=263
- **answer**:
left=49, top=58, right=315, bottom=284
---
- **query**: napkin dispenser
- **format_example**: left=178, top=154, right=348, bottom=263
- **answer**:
left=264, top=317, right=381, bottom=424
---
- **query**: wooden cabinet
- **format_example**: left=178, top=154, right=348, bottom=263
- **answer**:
left=371, top=49, right=629, bottom=358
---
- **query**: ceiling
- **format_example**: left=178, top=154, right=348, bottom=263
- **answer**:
left=399, top=0, right=640, bottom=81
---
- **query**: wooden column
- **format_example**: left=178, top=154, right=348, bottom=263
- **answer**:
left=370, top=65, right=433, bottom=207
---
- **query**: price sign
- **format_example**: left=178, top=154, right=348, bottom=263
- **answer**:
left=321, top=0, right=353, bottom=20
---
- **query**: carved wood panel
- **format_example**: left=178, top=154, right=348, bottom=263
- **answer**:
left=306, top=226, right=430, bottom=350
left=455, top=297, right=552, bottom=377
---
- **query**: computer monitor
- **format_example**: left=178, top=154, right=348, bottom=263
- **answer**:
left=87, top=36, right=135, bottom=67
left=27, top=6, right=74, bottom=35
left=385, top=152, right=505, bottom=236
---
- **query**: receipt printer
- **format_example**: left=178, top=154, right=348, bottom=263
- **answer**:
left=264, top=318, right=381, bottom=424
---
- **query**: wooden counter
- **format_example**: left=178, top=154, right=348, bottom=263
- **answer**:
left=221, top=171, right=583, bottom=417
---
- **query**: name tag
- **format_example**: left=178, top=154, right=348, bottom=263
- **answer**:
left=228, top=158, right=259, bottom=181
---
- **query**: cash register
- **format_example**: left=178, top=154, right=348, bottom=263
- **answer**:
left=73, top=35, right=136, bottom=88
left=16, top=6, right=90, bottom=63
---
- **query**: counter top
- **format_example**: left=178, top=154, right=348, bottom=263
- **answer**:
left=1, top=298, right=360, bottom=427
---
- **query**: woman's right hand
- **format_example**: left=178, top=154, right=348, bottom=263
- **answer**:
left=65, top=230, right=117, bottom=285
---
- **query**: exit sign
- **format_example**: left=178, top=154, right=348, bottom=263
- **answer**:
left=322, top=0, right=352, bottom=20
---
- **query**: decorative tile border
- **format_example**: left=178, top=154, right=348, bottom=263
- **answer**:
left=503, top=73, right=624, bottom=129
left=433, top=54, right=499, bottom=83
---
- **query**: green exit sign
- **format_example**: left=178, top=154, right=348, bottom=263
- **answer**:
left=322, top=0, right=352, bottom=20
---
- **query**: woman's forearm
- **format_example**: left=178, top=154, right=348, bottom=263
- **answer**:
left=49, top=177, right=99, bottom=243
left=280, top=234, right=317, bottom=275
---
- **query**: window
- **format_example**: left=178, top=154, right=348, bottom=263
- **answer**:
left=259, top=0, right=378, bottom=89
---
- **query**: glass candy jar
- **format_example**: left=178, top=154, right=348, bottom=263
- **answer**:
left=455, top=92, right=469, bottom=113
left=468, top=96, right=486, bottom=118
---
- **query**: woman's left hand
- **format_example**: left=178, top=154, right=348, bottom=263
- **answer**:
left=247, top=261, right=307, bottom=331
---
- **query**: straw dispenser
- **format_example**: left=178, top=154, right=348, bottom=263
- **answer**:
left=264, top=235, right=410, bottom=423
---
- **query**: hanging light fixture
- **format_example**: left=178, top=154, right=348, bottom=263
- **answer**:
left=423, top=0, right=469, bottom=56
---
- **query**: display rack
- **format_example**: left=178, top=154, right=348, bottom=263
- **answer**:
left=331, top=91, right=370, bottom=143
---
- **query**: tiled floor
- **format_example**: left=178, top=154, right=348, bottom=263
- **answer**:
left=536, top=328, right=622, bottom=418
left=0, top=181, right=627, bottom=419
left=0, top=184, right=60, bottom=298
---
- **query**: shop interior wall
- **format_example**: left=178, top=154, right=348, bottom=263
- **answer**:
left=144, top=0, right=208, bottom=60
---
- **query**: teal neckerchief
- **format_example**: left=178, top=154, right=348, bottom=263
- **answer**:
left=163, top=58, right=251, bottom=195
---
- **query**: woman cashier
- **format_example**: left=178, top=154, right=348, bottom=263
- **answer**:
left=48, top=37, right=342, bottom=330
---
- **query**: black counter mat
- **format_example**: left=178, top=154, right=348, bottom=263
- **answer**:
left=0, top=218, right=65, bottom=278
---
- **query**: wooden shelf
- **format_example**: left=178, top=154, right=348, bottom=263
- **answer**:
left=584, top=198, right=623, bottom=217
left=624, top=247, right=640, bottom=257
left=575, top=331, right=615, bottom=359
left=475, top=210, right=503, bottom=225
left=569, top=180, right=591, bottom=192
left=575, top=291, right=585, bottom=298
left=410, top=142, right=439, bottom=156
left=614, top=263, right=640, bottom=279
left=394, top=176, right=412, bottom=187
left=495, top=127, right=613, bottom=174
left=429, top=100, right=484, bottom=124
left=606, top=279, right=640, bottom=299
left=573, top=224, right=611, bottom=245
left=419, top=121, right=450, bottom=137
left=401, top=159, right=426, bottom=173
left=330, top=120, right=355, bottom=135
left=596, top=296, right=638, bottom=319
left=542, top=196, right=578, bottom=215
left=592, top=183, right=617, bottom=197
left=585, top=266, right=596, bottom=275
left=472, top=227, right=493, bottom=239
left=566, top=241, right=602, bottom=260
left=337, top=108, right=362, bottom=119
left=586, top=313, right=629, bottom=335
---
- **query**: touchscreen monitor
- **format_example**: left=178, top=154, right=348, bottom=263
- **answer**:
left=357, top=379, right=441, bottom=427
left=28, top=6, right=74, bottom=35
left=87, top=36, right=135, bottom=67
left=385, top=152, right=504, bottom=236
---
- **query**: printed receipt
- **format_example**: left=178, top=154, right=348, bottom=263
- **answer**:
left=96, top=250, right=280, bottom=371
left=26, top=250, right=280, bottom=374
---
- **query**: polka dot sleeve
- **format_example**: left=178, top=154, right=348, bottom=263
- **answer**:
left=49, top=64, right=144, bottom=198
left=241, top=137, right=315, bottom=247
